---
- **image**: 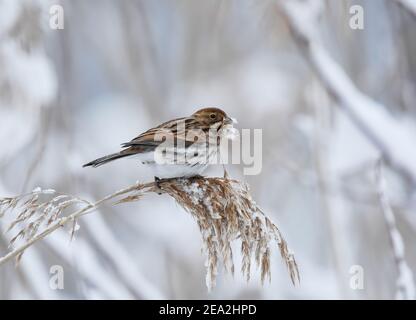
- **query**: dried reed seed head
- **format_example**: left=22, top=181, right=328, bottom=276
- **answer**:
left=1, top=178, right=299, bottom=289
left=153, top=177, right=300, bottom=289
left=0, top=188, right=90, bottom=258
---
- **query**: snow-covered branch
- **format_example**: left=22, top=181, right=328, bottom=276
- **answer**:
left=375, top=160, right=415, bottom=299
left=0, top=177, right=299, bottom=290
left=393, top=0, right=416, bottom=18
left=278, top=0, right=416, bottom=185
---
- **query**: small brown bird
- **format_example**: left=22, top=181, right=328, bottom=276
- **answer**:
left=83, top=107, right=237, bottom=179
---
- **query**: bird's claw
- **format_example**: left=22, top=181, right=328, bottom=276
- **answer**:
left=190, top=174, right=204, bottom=180
left=154, top=176, right=163, bottom=195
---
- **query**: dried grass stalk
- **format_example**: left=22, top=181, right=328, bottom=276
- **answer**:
left=0, top=177, right=299, bottom=289
left=0, top=187, right=91, bottom=264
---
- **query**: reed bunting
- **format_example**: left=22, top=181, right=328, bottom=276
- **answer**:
left=83, top=107, right=237, bottom=179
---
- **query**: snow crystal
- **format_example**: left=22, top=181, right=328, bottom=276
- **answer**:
left=222, top=125, right=239, bottom=141
left=32, top=187, right=42, bottom=193
left=42, top=189, right=56, bottom=195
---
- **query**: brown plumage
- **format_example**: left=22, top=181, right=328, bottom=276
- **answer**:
left=83, top=107, right=235, bottom=170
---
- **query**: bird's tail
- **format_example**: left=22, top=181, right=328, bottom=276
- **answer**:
left=83, top=152, right=133, bottom=168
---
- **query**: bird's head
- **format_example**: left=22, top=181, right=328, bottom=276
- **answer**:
left=192, top=107, right=237, bottom=127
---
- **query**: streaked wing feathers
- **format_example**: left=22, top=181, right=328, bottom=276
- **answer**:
left=121, top=117, right=210, bottom=150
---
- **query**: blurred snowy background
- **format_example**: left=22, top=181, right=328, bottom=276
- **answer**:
left=1, top=0, right=416, bottom=299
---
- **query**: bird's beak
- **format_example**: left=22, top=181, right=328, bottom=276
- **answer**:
left=224, top=116, right=238, bottom=125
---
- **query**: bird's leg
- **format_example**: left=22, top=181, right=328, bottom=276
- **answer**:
left=154, top=176, right=164, bottom=195
left=222, top=164, right=229, bottom=179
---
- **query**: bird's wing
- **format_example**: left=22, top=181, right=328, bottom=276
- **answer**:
left=121, top=117, right=205, bottom=150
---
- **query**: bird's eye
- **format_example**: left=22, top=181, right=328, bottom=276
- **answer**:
left=209, top=113, right=216, bottom=119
